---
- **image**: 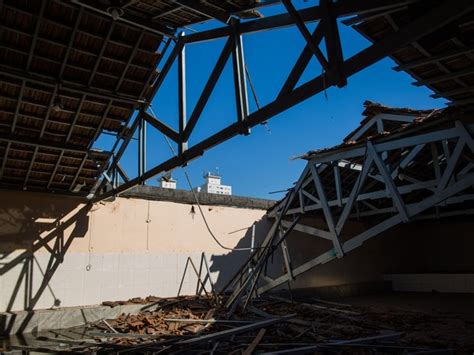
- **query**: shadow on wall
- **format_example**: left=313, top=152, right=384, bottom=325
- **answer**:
left=0, top=195, right=90, bottom=334
left=209, top=216, right=271, bottom=292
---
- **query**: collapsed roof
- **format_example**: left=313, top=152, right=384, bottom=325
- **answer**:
left=1, top=0, right=473, bottom=196
left=258, top=102, right=474, bottom=294
left=280, top=102, right=474, bottom=222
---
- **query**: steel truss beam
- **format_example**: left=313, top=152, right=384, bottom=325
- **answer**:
left=183, top=0, right=420, bottom=44
left=93, top=0, right=473, bottom=201
left=252, top=120, right=474, bottom=296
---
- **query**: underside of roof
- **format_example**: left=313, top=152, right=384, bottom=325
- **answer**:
left=89, top=0, right=261, bottom=29
left=352, top=0, right=474, bottom=106
left=0, top=0, right=263, bottom=195
left=0, top=0, right=167, bottom=195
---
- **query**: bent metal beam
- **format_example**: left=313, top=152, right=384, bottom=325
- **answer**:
left=92, top=0, right=474, bottom=202
left=224, top=114, right=474, bottom=303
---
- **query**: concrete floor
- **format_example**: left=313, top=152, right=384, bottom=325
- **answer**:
left=338, top=291, right=474, bottom=319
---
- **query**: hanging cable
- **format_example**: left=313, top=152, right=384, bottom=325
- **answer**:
left=148, top=107, right=265, bottom=252
left=245, top=64, right=261, bottom=109
left=244, top=64, right=271, bottom=133
left=322, top=67, right=329, bottom=101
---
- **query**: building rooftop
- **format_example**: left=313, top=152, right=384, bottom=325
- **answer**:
left=204, top=172, right=221, bottom=179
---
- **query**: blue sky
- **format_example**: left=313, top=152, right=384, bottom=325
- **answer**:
left=96, top=3, right=447, bottom=200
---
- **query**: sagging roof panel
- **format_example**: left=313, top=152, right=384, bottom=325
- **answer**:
left=109, top=0, right=259, bottom=28
left=352, top=0, right=474, bottom=106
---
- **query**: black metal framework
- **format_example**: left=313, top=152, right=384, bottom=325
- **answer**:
left=93, top=0, right=474, bottom=201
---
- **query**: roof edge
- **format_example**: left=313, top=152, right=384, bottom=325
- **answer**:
left=120, top=185, right=276, bottom=210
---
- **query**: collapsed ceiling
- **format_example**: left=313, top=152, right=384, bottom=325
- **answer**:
left=0, top=0, right=473, bottom=196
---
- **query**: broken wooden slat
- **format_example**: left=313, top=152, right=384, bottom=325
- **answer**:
left=243, top=328, right=266, bottom=355
left=163, top=318, right=253, bottom=324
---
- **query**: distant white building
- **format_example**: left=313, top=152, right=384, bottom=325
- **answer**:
left=159, top=176, right=177, bottom=189
left=197, top=172, right=232, bottom=195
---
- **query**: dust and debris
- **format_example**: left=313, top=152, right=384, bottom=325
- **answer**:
left=6, top=294, right=473, bottom=353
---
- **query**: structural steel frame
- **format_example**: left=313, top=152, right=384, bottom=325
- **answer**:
left=222, top=115, right=474, bottom=308
left=92, top=0, right=474, bottom=201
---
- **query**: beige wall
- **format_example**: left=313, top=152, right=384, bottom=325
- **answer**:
left=2, top=189, right=473, bottom=313
left=0, top=190, right=269, bottom=312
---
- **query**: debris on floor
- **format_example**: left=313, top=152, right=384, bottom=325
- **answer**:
left=3, top=293, right=473, bottom=353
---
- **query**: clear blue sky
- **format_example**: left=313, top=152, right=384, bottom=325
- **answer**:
left=96, top=3, right=447, bottom=200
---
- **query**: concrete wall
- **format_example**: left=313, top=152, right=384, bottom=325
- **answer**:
left=2, top=186, right=473, bottom=316
left=0, top=188, right=271, bottom=313
left=276, top=217, right=474, bottom=292
left=385, top=273, right=474, bottom=293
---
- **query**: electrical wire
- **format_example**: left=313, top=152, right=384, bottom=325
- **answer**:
left=148, top=107, right=264, bottom=252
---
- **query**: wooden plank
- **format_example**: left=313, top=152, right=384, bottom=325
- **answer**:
left=243, top=328, right=266, bottom=355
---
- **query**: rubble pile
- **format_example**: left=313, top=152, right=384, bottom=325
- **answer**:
left=6, top=294, right=473, bottom=353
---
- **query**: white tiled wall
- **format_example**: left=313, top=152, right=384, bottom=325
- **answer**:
left=0, top=252, right=222, bottom=312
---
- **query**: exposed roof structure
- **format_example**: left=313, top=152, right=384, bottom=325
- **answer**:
left=294, top=103, right=474, bottom=218
left=302, top=101, right=442, bottom=158
left=0, top=0, right=263, bottom=195
left=248, top=102, right=474, bottom=296
left=342, top=101, right=434, bottom=143
left=1, top=0, right=474, bottom=197
left=352, top=2, right=474, bottom=106
left=73, top=0, right=262, bottom=29
left=0, top=0, right=167, bottom=194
